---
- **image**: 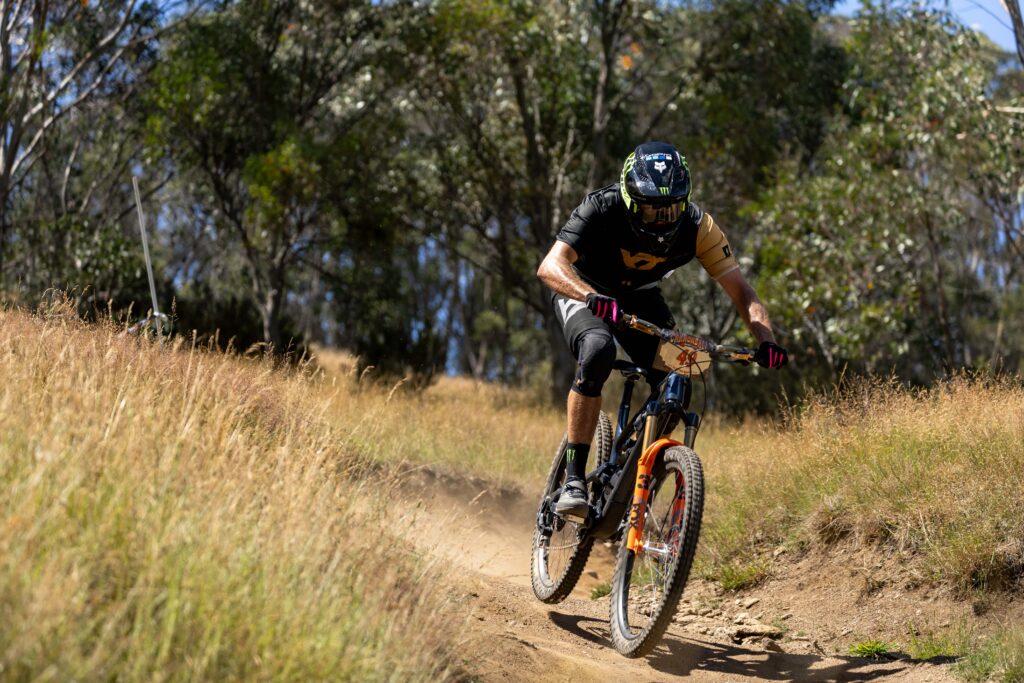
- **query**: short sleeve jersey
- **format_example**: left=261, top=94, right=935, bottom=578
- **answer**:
left=555, top=184, right=739, bottom=296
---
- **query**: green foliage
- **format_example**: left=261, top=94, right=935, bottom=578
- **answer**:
left=590, top=582, right=612, bottom=599
left=907, top=625, right=961, bottom=661
left=3, top=0, right=1024, bottom=407
left=752, top=4, right=1024, bottom=384
left=711, top=559, right=771, bottom=591
left=848, top=639, right=892, bottom=659
left=953, top=626, right=1024, bottom=682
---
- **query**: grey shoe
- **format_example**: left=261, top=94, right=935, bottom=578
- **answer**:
left=555, top=478, right=589, bottom=521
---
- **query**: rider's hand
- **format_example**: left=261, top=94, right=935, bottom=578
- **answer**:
left=754, top=341, right=788, bottom=369
left=585, top=293, right=621, bottom=324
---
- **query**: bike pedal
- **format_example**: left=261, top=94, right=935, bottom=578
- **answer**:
left=561, top=505, right=594, bottom=525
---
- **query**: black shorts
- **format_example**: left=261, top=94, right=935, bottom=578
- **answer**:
left=551, top=288, right=676, bottom=375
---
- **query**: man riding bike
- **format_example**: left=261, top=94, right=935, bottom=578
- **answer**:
left=537, top=141, right=788, bottom=521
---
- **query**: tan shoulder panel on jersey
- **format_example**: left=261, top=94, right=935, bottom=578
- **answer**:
left=695, top=212, right=740, bottom=280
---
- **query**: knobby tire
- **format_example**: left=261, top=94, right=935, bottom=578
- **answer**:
left=530, top=411, right=612, bottom=603
left=608, top=446, right=704, bottom=657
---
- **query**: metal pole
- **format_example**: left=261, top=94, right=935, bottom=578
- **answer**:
left=132, top=176, right=163, bottom=337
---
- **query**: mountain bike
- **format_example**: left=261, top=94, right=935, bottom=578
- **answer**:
left=530, top=312, right=755, bottom=657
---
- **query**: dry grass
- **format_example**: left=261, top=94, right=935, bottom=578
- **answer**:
left=6, top=299, right=1023, bottom=680
left=320, top=344, right=1024, bottom=601
left=312, top=347, right=564, bottom=486
left=0, top=306, right=458, bottom=681
left=696, top=376, right=1024, bottom=595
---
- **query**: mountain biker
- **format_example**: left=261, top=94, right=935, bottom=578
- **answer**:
left=536, top=141, right=788, bottom=520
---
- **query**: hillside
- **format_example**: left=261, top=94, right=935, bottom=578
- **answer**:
left=2, top=306, right=1022, bottom=681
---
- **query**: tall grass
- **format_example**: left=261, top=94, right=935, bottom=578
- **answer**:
left=8, top=299, right=1021, bottom=679
left=697, top=376, right=1024, bottom=595
left=313, top=347, right=563, bottom=485
left=0, top=307, right=456, bottom=681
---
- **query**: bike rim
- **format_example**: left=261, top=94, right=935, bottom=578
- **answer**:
left=538, top=467, right=583, bottom=587
left=615, top=465, right=686, bottom=638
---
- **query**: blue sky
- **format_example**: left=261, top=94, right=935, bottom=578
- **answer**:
left=835, top=0, right=1018, bottom=53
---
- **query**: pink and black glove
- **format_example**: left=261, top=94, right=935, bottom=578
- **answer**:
left=585, top=293, right=621, bottom=325
left=754, top=341, right=788, bottom=369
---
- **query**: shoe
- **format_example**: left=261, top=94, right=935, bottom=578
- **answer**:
left=554, top=478, right=589, bottom=521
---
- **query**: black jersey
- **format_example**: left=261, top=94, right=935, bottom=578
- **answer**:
left=555, top=184, right=739, bottom=296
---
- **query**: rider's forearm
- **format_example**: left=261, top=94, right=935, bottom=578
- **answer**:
left=537, top=256, right=595, bottom=302
left=745, top=298, right=776, bottom=345
left=738, top=289, right=776, bottom=344
left=729, top=279, right=775, bottom=344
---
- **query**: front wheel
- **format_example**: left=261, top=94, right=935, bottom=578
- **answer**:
left=608, top=446, right=704, bottom=657
left=530, top=411, right=611, bottom=603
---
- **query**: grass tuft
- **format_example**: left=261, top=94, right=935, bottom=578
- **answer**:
left=955, top=626, right=1024, bottom=683
left=848, top=640, right=893, bottom=659
left=907, top=624, right=961, bottom=661
left=712, top=560, right=771, bottom=592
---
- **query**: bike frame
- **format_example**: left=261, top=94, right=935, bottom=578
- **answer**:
left=554, top=314, right=753, bottom=557
left=589, top=368, right=698, bottom=552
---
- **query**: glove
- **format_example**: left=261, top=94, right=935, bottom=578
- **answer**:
left=754, top=341, right=788, bottom=369
left=585, top=293, right=621, bottom=324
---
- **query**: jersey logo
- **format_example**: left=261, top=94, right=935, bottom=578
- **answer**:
left=621, top=249, right=668, bottom=271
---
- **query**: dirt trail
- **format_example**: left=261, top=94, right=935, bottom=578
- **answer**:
left=400, top=470, right=958, bottom=683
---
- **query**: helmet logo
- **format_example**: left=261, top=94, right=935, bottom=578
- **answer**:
left=653, top=161, right=666, bottom=172
left=659, top=187, right=670, bottom=195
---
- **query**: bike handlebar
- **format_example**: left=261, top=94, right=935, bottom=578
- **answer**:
left=619, top=313, right=756, bottom=365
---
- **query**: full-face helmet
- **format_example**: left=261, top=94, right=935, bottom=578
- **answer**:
left=620, top=141, right=692, bottom=251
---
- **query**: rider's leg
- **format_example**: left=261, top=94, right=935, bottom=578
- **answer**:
left=563, top=328, right=615, bottom=478
left=551, top=302, right=616, bottom=518
left=567, top=391, right=602, bottom=443
left=614, top=288, right=677, bottom=425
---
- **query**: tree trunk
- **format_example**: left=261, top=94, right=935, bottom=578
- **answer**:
left=1006, top=0, right=1024, bottom=67
left=262, top=280, right=284, bottom=350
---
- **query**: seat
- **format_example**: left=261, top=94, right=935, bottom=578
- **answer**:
left=613, top=359, right=646, bottom=378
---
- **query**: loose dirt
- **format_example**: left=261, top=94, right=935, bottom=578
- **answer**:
left=399, top=470, right=961, bottom=682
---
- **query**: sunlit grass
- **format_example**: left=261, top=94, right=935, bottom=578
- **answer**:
left=695, top=377, right=1024, bottom=596
left=0, top=305, right=456, bottom=681
left=313, top=347, right=563, bottom=486
left=848, top=640, right=893, bottom=659
left=7, top=298, right=1022, bottom=680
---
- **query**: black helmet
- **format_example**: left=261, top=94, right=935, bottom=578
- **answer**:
left=620, top=141, right=691, bottom=251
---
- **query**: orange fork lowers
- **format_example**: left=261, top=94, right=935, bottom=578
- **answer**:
left=625, top=415, right=682, bottom=554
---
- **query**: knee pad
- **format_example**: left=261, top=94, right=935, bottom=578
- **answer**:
left=571, top=331, right=616, bottom=397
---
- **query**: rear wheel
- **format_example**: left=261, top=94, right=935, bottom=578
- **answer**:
left=608, top=446, right=704, bottom=657
left=531, top=412, right=611, bottom=603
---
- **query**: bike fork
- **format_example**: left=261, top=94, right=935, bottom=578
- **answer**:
left=624, top=414, right=680, bottom=554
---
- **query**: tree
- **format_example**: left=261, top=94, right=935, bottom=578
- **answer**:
left=147, top=0, right=408, bottom=348
left=753, top=5, right=1024, bottom=381
left=1005, top=0, right=1024, bottom=66
left=0, top=0, right=194, bottom=286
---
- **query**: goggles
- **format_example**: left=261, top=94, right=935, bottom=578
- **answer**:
left=636, top=200, right=684, bottom=228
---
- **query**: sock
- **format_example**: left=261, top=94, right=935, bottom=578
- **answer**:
left=564, top=442, right=591, bottom=482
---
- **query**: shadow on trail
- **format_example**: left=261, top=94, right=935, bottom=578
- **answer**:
left=548, top=610, right=910, bottom=682
left=648, top=637, right=910, bottom=682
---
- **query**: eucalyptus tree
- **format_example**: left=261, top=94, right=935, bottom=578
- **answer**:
left=147, top=0, right=416, bottom=349
left=754, top=5, right=1024, bottom=380
left=0, top=0, right=198, bottom=290
left=411, top=0, right=698, bottom=399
